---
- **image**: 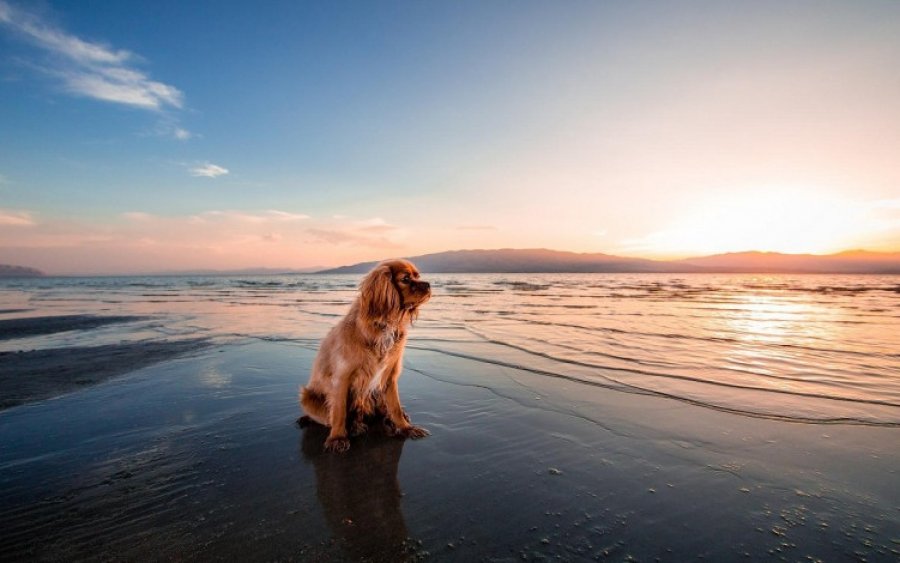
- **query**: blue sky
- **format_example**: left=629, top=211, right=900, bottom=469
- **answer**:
left=1, top=1, right=899, bottom=274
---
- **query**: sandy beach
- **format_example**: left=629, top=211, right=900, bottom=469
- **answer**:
left=1, top=337, right=897, bottom=561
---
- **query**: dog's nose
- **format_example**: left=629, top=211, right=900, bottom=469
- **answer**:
left=421, top=281, right=431, bottom=292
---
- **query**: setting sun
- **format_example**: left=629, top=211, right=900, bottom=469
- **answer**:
left=624, top=188, right=872, bottom=257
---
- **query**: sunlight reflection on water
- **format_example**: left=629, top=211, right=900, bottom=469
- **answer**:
left=2, top=273, right=898, bottom=425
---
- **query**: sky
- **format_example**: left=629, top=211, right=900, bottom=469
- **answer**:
left=1, top=0, right=899, bottom=274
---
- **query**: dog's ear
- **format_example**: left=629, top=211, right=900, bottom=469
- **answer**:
left=359, top=263, right=399, bottom=321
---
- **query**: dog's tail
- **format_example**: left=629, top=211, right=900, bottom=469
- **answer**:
left=299, top=386, right=329, bottom=427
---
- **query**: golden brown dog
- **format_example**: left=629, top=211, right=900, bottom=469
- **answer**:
left=299, top=259, right=431, bottom=452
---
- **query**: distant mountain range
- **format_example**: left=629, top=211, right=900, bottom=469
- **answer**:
left=318, top=249, right=900, bottom=275
left=4, top=249, right=899, bottom=277
left=676, top=250, right=900, bottom=274
left=0, top=264, right=45, bottom=278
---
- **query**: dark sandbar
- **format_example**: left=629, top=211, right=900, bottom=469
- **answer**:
left=0, top=339, right=210, bottom=409
left=0, top=314, right=146, bottom=341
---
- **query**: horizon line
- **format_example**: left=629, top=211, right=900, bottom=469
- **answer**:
left=4, top=246, right=899, bottom=277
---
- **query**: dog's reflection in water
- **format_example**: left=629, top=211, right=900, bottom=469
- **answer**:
left=300, top=417, right=411, bottom=561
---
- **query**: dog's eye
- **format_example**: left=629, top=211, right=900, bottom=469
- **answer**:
left=402, top=275, right=411, bottom=283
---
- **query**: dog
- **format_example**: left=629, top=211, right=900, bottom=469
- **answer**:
left=299, top=259, right=431, bottom=452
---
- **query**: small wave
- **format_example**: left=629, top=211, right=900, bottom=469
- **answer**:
left=460, top=327, right=900, bottom=410
left=496, top=316, right=898, bottom=359
left=443, top=287, right=503, bottom=293
left=234, top=280, right=284, bottom=287
left=406, top=343, right=900, bottom=427
left=492, top=281, right=552, bottom=291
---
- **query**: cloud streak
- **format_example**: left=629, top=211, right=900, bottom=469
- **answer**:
left=190, top=163, right=229, bottom=178
left=187, top=210, right=309, bottom=223
left=305, top=217, right=403, bottom=248
left=0, top=208, right=35, bottom=226
left=0, top=1, right=183, bottom=110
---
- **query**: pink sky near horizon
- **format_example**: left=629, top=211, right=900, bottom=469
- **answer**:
left=2, top=193, right=899, bottom=275
left=2, top=174, right=900, bottom=275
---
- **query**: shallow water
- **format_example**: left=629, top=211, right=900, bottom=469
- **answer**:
left=2, top=273, right=898, bottom=425
left=1, top=274, right=899, bottom=561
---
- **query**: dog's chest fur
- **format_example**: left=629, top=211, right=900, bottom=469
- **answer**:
left=361, top=326, right=402, bottom=396
left=374, top=327, right=398, bottom=357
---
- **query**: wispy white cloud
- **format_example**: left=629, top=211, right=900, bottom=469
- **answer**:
left=59, top=66, right=183, bottom=109
left=190, top=162, right=229, bottom=178
left=145, top=121, right=193, bottom=141
left=197, top=210, right=307, bottom=222
left=264, top=210, right=311, bottom=221
left=0, top=1, right=184, bottom=111
left=173, top=127, right=192, bottom=140
left=124, top=209, right=308, bottom=224
left=0, top=2, right=128, bottom=65
left=0, top=208, right=35, bottom=226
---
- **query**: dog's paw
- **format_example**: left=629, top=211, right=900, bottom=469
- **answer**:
left=382, top=417, right=400, bottom=437
left=324, top=436, right=350, bottom=453
left=399, top=425, right=430, bottom=439
left=350, top=420, right=368, bottom=436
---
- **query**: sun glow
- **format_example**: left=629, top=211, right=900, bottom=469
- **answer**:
left=628, top=188, right=869, bottom=257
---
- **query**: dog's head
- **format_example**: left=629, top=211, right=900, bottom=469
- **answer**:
left=359, top=259, right=431, bottom=322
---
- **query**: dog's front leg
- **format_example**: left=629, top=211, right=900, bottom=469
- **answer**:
left=382, top=361, right=429, bottom=439
left=350, top=394, right=374, bottom=436
left=324, top=374, right=352, bottom=453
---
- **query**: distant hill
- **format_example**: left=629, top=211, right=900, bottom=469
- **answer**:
left=318, top=248, right=702, bottom=274
left=0, top=264, right=45, bottom=278
left=318, top=248, right=900, bottom=274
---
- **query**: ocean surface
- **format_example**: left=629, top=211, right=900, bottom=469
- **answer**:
left=1, top=273, right=898, bottom=426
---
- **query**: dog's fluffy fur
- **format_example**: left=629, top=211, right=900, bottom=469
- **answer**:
left=299, top=259, right=431, bottom=452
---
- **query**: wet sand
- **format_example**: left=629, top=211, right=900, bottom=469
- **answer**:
left=0, top=315, right=146, bottom=341
left=0, top=338, right=211, bottom=410
left=0, top=340, right=897, bottom=561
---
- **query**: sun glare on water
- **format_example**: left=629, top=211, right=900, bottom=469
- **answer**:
left=642, top=188, right=865, bottom=257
